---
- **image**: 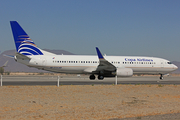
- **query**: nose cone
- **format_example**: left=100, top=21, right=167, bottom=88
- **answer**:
left=173, top=64, right=178, bottom=70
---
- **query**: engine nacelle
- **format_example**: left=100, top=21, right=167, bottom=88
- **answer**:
left=116, top=68, right=133, bottom=77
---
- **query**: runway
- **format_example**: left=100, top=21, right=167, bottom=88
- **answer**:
left=1, top=75, right=180, bottom=86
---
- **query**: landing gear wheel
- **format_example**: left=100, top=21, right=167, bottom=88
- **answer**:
left=89, top=75, right=95, bottom=80
left=98, top=75, right=104, bottom=80
left=160, top=74, right=163, bottom=80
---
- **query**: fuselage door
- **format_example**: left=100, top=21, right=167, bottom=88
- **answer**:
left=42, top=58, right=47, bottom=66
left=160, top=60, right=164, bottom=68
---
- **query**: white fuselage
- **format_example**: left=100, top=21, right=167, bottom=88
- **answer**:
left=17, top=55, right=178, bottom=75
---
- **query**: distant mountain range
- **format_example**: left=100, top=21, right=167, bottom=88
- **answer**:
left=0, top=49, right=180, bottom=74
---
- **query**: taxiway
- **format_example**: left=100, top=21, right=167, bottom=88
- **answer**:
left=1, top=75, right=180, bottom=86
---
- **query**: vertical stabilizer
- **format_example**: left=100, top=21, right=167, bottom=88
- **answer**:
left=10, top=21, right=44, bottom=56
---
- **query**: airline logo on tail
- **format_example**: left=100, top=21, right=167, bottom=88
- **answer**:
left=10, top=21, right=43, bottom=56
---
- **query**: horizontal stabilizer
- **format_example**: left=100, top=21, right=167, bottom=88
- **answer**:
left=15, top=52, right=31, bottom=60
left=3, top=54, right=14, bottom=58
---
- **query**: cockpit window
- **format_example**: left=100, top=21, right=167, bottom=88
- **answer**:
left=167, top=62, right=172, bottom=64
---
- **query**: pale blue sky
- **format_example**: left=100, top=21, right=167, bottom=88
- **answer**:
left=0, top=0, right=180, bottom=61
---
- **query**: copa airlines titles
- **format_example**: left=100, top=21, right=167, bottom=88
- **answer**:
left=125, top=58, right=153, bottom=62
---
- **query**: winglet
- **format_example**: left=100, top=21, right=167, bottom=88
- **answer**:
left=95, top=47, right=116, bottom=71
left=96, top=47, right=104, bottom=59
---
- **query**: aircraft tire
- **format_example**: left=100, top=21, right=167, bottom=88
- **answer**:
left=89, top=75, right=95, bottom=80
left=98, top=75, right=104, bottom=80
left=160, top=74, right=163, bottom=80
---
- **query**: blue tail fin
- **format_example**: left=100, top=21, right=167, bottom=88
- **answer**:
left=10, top=21, right=43, bottom=55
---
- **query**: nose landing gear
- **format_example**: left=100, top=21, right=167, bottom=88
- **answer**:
left=160, top=74, right=163, bottom=80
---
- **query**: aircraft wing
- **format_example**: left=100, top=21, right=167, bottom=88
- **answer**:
left=95, top=47, right=116, bottom=72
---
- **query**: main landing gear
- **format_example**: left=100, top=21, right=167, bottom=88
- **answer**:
left=160, top=74, right=163, bottom=80
left=98, top=75, right=104, bottom=80
left=89, top=74, right=95, bottom=80
left=89, top=75, right=104, bottom=80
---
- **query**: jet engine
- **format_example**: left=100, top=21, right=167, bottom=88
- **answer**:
left=116, top=68, right=133, bottom=77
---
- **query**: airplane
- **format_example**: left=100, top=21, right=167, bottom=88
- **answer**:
left=9, top=21, right=178, bottom=80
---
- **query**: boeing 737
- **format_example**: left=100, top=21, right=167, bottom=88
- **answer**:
left=10, top=21, right=178, bottom=80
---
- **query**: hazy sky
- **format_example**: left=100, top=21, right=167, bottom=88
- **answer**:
left=0, top=0, right=180, bottom=61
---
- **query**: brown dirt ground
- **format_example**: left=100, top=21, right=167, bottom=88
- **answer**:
left=0, top=85, right=180, bottom=120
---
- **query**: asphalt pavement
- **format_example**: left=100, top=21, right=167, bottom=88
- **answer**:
left=1, top=75, right=180, bottom=86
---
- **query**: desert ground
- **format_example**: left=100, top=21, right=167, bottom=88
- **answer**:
left=0, top=84, right=180, bottom=120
